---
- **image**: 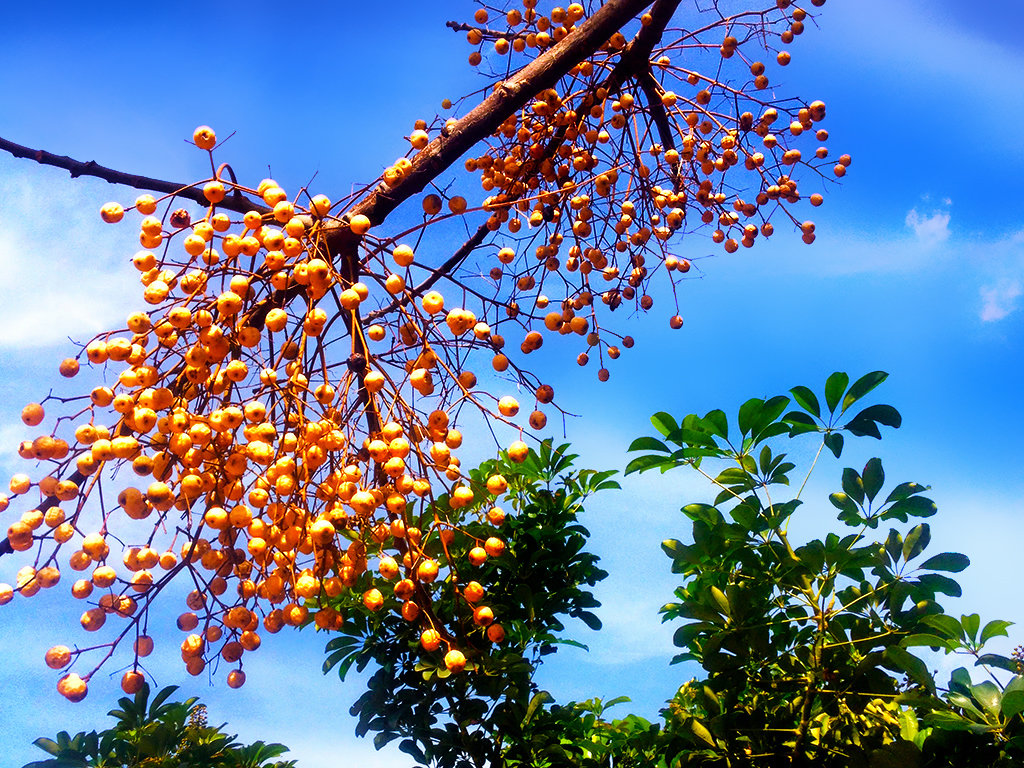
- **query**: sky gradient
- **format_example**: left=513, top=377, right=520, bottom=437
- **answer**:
left=1, top=1, right=1023, bottom=766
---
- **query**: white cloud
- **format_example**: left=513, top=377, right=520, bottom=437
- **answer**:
left=0, top=162, right=140, bottom=349
left=905, top=207, right=951, bottom=248
left=979, top=279, right=1022, bottom=322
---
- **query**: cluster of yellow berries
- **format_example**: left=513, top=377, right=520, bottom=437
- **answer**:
left=2, top=124, right=557, bottom=701
left=1, top=0, right=844, bottom=703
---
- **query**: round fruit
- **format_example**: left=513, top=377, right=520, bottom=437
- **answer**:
left=57, top=673, right=88, bottom=702
left=45, top=645, right=72, bottom=670
left=421, top=628, right=442, bottom=651
left=192, top=125, right=217, bottom=150
left=121, top=670, right=145, bottom=694
left=444, top=649, right=467, bottom=673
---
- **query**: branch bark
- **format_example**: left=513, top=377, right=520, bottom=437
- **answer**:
left=0, top=136, right=269, bottom=215
left=329, top=0, right=656, bottom=249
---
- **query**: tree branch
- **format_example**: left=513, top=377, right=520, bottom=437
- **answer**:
left=0, top=136, right=269, bottom=215
left=329, top=0, right=656, bottom=248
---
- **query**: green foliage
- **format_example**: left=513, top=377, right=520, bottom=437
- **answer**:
left=624, top=371, right=1023, bottom=766
left=24, top=684, right=295, bottom=768
left=320, top=440, right=617, bottom=767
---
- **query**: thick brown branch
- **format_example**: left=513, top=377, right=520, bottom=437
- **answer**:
left=0, top=136, right=269, bottom=215
left=329, top=0, right=655, bottom=248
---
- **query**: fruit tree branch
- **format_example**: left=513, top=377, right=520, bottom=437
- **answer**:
left=330, top=0, right=656, bottom=247
left=0, top=136, right=269, bottom=215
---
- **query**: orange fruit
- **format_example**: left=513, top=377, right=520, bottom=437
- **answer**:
left=349, top=214, right=371, bottom=234
left=468, top=546, right=487, bottom=566
left=45, top=645, right=72, bottom=670
left=100, top=202, right=124, bottom=223
left=507, top=441, right=529, bottom=463
left=444, top=649, right=467, bottom=672
left=417, top=559, right=439, bottom=583
left=420, top=628, right=441, bottom=651
left=463, top=581, right=484, bottom=603
left=192, top=125, right=217, bottom=150
left=57, top=673, right=88, bottom=702
left=121, top=670, right=145, bottom=694
left=21, top=403, right=44, bottom=426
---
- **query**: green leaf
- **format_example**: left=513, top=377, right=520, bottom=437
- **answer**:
left=919, top=552, right=970, bottom=573
left=524, top=692, right=552, bottom=725
left=921, top=614, right=965, bottom=641
left=789, top=385, right=820, bottom=418
left=971, top=681, right=1002, bottom=717
left=962, top=613, right=981, bottom=643
left=624, top=454, right=674, bottom=475
left=824, top=371, right=850, bottom=414
left=709, top=586, right=730, bottom=617
left=862, top=458, right=884, bottom=502
left=737, top=398, right=762, bottom=437
left=627, top=436, right=670, bottom=453
left=842, top=371, right=889, bottom=413
left=1002, top=690, right=1024, bottom=719
left=650, top=412, right=679, bottom=438
left=703, top=410, right=728, bottom=439
left=842, top=467, right=865, bottom=504
left=916, top=573, right=962, bottom=597
left=889, top=496, right=938, bottom=520
left=976, top=654, right=1019, bottom=674
left=901, top=633, right=953, bottom=650
left=31, top=738, right=61, bottom=757
left=845, top=404, right=902, bottom=439
left=824, top=432, right=844, bottom=458
left=980, top=619, right=1014, bottom=645
left=784, top=411, right=819, bottom=436
left=690, top=719, right=716, bottom=747
left=884, top=647, right=935, bottom=692
left=902, top=523, right=931, bottom=561
left=885, top=481, right=928, bottom=504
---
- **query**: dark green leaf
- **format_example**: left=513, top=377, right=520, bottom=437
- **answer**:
left=824, top=371, right=850, bottom=414
left=1002, top=690, right=1024, bottom=719
left=842, top=467, right=865, bottom=504
left=842, top=371, right=889, bottom=413
left=976, top=654, right=1019, bottom=674
left=884, top=647, right=935, bottom=692
left=902, top=523, right=931, bottom=561
left=920, top=614, right=965, bottom=641
left=971, top=681, right=1002, bottom=717
left=901, top=634, right=953, bottom=650
left=916, top=573, right=962, bottom=597
left=885, top=481, right=928, bottom=504
left=845, top=404, right=902, bottom=439
left=919, top=552, right=970, bottom=573
left=627, top=436, right=670, bottom=454
left=862, top=458, right=884, bottom=502
left=824, top=432, right=844, bottom=458
left=737, top=398, right=762, bottom=437
left=703, top=410, right=728, bottom=439
left=789, top=385, right=820, bottom=418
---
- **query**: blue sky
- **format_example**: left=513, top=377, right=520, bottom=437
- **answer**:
left=1, top=1, right=1023, bottom=766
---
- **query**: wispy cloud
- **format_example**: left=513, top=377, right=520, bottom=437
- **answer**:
left=905, top=207, right=951, bottom=248
left=979, top=279, right=1022, bottom=322
left=0, top=163, right=139, bottom=349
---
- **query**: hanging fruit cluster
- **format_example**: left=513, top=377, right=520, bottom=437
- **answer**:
left=0, top=0, right=842, bottom=701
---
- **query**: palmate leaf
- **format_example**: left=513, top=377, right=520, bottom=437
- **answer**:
left=824, top=371, right=850, bottom=414
left=789, top=385, right=821, bottom=418
left=842, top=371, right=890, bottom=413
